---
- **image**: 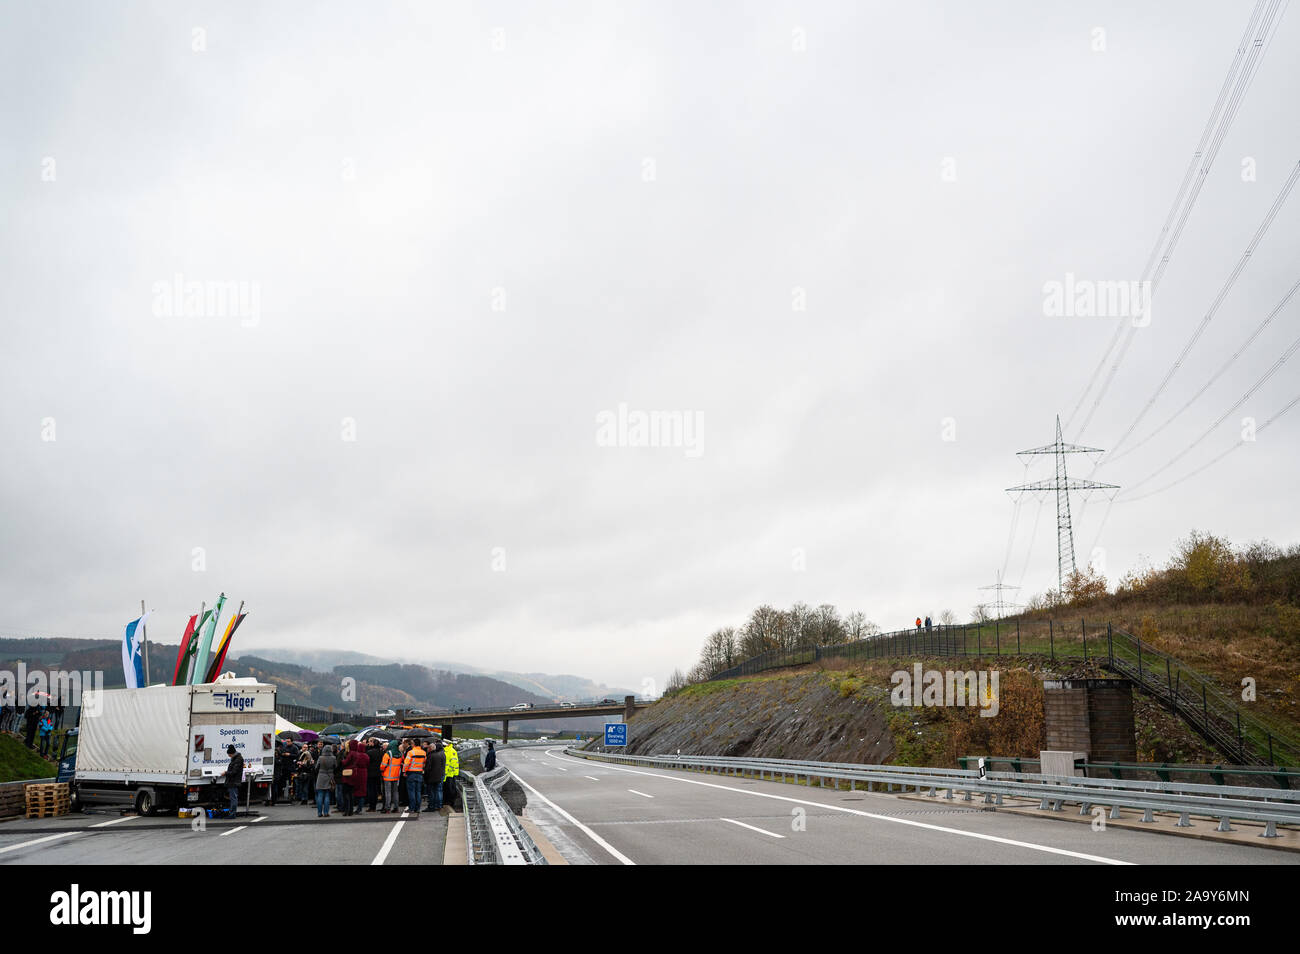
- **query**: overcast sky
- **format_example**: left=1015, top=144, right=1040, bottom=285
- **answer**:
left=1, top=1, right=1297, bottom=692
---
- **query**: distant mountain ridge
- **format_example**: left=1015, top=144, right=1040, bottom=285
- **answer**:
left=241, top=646, right=636, bottom=702
left=0, top=638, right=634, bottom=729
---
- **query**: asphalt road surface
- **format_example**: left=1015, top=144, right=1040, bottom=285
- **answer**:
left=0, top=802, right=447, bottom=865
left=501, top=747, right=1300, bottom=866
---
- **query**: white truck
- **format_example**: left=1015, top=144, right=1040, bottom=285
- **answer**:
left=61, top=681, right=278, bottom=815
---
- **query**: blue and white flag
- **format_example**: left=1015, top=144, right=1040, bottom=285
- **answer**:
left=122, top=612, right=151, bottom=689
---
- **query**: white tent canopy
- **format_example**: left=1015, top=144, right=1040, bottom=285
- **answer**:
left=275, top=713, right=302, bottom=735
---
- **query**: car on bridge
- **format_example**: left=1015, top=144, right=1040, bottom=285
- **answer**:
left=509, top=703, right=533, bottom=711
left=559, top=701, right=575, bottom=708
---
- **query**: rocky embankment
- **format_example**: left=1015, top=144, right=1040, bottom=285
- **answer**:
left=595, top=671, right=898, bottom=763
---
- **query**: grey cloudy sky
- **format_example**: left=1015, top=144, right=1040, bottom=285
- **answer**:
left=1, top=1, right=1297, bottom=691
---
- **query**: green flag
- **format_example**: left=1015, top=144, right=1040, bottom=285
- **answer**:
left=176, top=609, right=211, bottom=685
left=190, top=593, right=226, bottom=685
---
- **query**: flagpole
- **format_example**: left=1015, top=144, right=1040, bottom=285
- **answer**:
left=141, top=599, right=149, bottom=686
left=188, top=601, right=206, bottom=685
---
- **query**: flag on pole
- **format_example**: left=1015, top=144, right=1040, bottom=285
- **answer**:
left=176, top=609, right=210, bottom=685
left=190, top=593, right=226, bottom=685
left=122, top=612, right=151, bottom=689
left=205, top=611, right=247, bottom=683
left=171, top=614, right=199, bottom=685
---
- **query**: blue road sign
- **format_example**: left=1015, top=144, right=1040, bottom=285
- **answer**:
left=605, top=723, right=627, bottom=747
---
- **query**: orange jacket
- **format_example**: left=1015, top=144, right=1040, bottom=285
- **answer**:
left=380, top=751, right=402, bottom=781
left=403, top=746, right=426, bottom=774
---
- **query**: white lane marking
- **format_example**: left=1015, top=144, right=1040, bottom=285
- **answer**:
left=218, top=826, right=246, bottom=837
left=0, top=831, right=79, bottom=855
left=544, top=750, right=1132, bottom=866
left=721, top=817, right=784, bottom=838
left=251, top=815, right=269, bottom=823
left=372, top=816, right=407, bottom=865
left=90, top=816, right=135, bottom=828
left=509, top=772, right=635, bottom=866
left=628, top=790, right=654, bottom=799
left=584, top=776, right=599, bottom=781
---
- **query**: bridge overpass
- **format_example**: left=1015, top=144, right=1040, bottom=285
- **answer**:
left=397, top=695, right=648, bottom=742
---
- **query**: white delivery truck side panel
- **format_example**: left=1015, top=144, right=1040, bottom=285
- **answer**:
left=188, top=684, right=277, bottom=781
left=77, top=685, right=193, bottom=779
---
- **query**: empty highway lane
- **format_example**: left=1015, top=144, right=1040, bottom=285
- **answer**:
left=499, top=747, right=1300, bottom=866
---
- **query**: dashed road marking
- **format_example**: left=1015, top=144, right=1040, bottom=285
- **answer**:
left=720, top=817, right=784, bottom=838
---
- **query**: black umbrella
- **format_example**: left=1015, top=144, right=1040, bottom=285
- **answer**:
left=401, top=728, right=433, bottom=739
left=277, top=730, right=302, bottom=741
left=322, top=722, right=357, bottom=736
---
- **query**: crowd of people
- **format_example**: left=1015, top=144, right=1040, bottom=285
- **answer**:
left=0, top=700, right=66, bottom=757
left=264, top=734, right=476, bottom=819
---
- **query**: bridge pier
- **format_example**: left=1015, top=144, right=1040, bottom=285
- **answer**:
left=502, top=719, right=509, bottom=743
left=624, top=695, right=635, bottom=722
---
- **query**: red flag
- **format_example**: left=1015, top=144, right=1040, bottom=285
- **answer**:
left=171, top=615, right=198, bottom=685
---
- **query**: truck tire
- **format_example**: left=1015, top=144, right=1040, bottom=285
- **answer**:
left=134, top=789, right=156, bottom=816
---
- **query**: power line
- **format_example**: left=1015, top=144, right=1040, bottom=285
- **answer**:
left=1124, top=325, right=1300, bottom=495
left=1106, top=272, right=1300, bottom=466
left=1067, top=0, right=1283, bottom=439
left=1120, top=389, right=1300, bottom=502
left=1104, top=163, right=1300, bottom=461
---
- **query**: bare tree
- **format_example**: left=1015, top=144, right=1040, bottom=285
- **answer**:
left=939, top=609, right=956, bottom=626
left=740, top=604, right=782, bottom=657
left=787, top=602, right=815, bottom=650
left=807, top=603, right=844, bottom=645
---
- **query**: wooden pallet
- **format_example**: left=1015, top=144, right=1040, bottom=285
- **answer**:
left=24, top=782, right=70, bottom=818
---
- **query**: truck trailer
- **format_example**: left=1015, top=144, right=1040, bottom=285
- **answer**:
left=59, top=681, right=278, bottom=815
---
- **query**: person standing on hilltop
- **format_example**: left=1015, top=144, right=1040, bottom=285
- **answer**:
left=915, top=617, right=922, bottom=631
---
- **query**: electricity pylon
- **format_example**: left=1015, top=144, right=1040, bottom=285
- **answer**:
left=1007, top=415, right=1118, bottom=593
left=978, top=570, right=1021, bottom=620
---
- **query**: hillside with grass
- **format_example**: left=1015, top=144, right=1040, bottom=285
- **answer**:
left=668, top=531, right=1300, bottom=765
left=1017, top=531, right=1300, bottom=733
left=0, top=731, right=58, bottom=784
left=605, top=654, right=1221, bottom=767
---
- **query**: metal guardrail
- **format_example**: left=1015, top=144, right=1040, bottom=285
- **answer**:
left=958, top=756, right=1300, bottom=788
left=461, top=767, right=547, bottom=865
left=565, top=748, right=1300, bottom=837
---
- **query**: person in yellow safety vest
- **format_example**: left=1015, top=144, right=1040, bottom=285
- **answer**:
left=379, top=742, right=403, bottom=814
left=402, top=742, right=427, bottom=818
left=442, top=743, right=460, bottom=811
